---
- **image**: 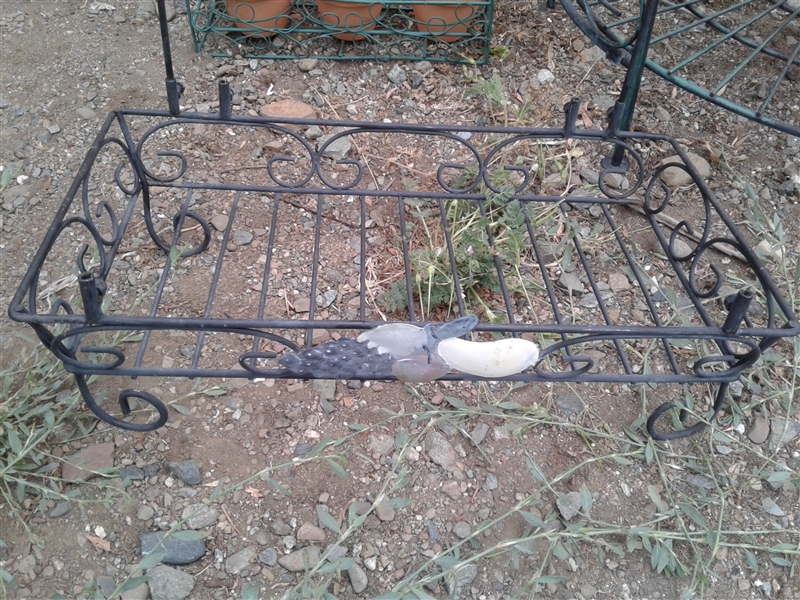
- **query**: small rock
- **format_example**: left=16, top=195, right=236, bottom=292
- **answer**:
left=16, top=555, right=36, bottom=575
left=387, top=65, right=407, bottom=84
left=305, top=125, right=323, bottom=139
left=659, top=152, right=712, bottom=187
left=318, top=131, right=352, bottom=161
left=415, top=60, right=433, bottom=72
left=269, top=520, right=292, bottom=536
left=748, top=416, right=770, bottom=444
left=137, top=505, right=156, bottom=521
left=295, top=443, right=313, bottom=455
left=168, top=461, right=201, bottom=485
left=654, top=107, right=671, bottom=122
left=260, top=99, right=315, bottom=120
left=259, top=548, right=278, bottom=566
left=62, top=442, right=115, bottom=482
left=50, top=501, right=71, bottom=518
left=761, top=498, right=785, bottom=517
left=182, top=504, right=219, bottom=529
left=558, top=272, right=584, bottom=295
left=470, top=423, right=489, bottom=446
left=368, top=433, right=394, bottom=456
left=770, top=418, right=800, bottom=448
left=119, top=466, right=145, bottom=480
left=216, top=64, right=238, bottom=77
left=486, top=473, right=498, bottom=491
left=141, top=532, right=206, bottom=565
left=348, top=563, right=369, bottom=593
left=77, top=107, right=96, bottom=120
left=210, top=215, right=229, bottom=231
left=535, top=69, right=555, bottom=85
left=278, top=546, right=320, bottom=572
left=297, top=58, right=319, bottom=72
left=425, top=430, right=457, bottom=469
left=293, top=297, right=311, bottom=313
left=119, top=571, right=149, bottom=600
left=445, top=563, right=478, bottom=596
left=410, top=73, right=424, bottom=89
left=97, top=575, right=116, bottom=599
left=452, top=521, right=471, bottom=539
left=556, top=392, right=586, bottom=417
left=297, top=523, right=326, bottom=542
left=607, top=272, right=630, bottom=293
left=232, top=231, right=253, bottom=246
left=376, top=505, right=395, bottom=521
left=557, top=492, right=582, bottom=521
left=147, top=565, right=195, bottom=600
left=225, top=546, right=257, bottom=574
left=312, top=379, right=336, bottom=401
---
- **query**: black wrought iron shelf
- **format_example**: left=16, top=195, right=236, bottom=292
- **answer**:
left=560, top=0, right=800, bottom=136
left=186, top=0, right=494, bottom=64
left=8, top=0, right=799, bottom=441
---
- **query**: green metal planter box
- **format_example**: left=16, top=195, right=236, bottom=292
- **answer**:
left=186, top=0, right=495, bottom=64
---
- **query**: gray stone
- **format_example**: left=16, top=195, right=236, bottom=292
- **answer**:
left=445, top=563, right=478, bottom=596
left=278, top=546, right=320, bottom=571
left=269, top=520, right=292, bottom=536
left=558, top=272, right=584, bottom=295
left=297, top=58, right=319, bottom=72
left=348, top=563, right=368, bottom=593
left=232, top=231, right=253, bottom=246
left=368, top=433, right=394, bottom=456
left=259, top=548, right=278, bottom=566
left=452, top=521, right=471, bottom=539
left=62, top=442, right=115, bottom=482
left=312, top=379, right=336, bottom=401
left=770, top=419, right=800, bottom=448
left=425, top=430, right=457, bottom=469
left=119, top=573, right=149, bottom=600
left=295, top=443, right=313, bottom=455
left=654, top=107, right=671, bottom=122
left=147, top=565, right=195, bottom=600
left=535, top=69, right=555, bottom=85
left=659, top=152, right=712, bottom=187
left=470, top=423, right=489, bottom=446
left=762, top=498, right=785, bottom=517
left=141, top=531, right=206, bottom=565
left=297, top=523, right=326, bottom=542
left=225, top=546, right=257, bottom=574
left=375, top=505, right=395, bottom=521
left=556, top=392, right=586, bottom=417
left=415, top=60, right=433, bottom=73
left=97, top=575, right=116, bottom=599
left=410, top=73, right=424, bottom=89
left=182, top=503, right=219, bottom=529
left=305, top=125, right=323, bottom=139
left=210, top=215, right=229, bottom=231
left=579, top=167, right=599, bottom=185
left=748, top=416, right=770, bottom=444
left=325, top=543, right=347, bottom=561
left=16, top=554, right=36, bottom=575
left=167, top=461, right=201, bottom=485
left=485, top=473, right=498, bottom=491
left=118, top=466, right=145, bottom=480
left=557, top=491, right=582, bottom=521
left=50, top=501, right=71, bottom=518
left=387, top=65, right=407, bottom=84
left=318, top=131, right=352, bottom=161
left=137, top=505, right=156, bottom=521
left=607, top=272, right=630, bottom=293
left=77, top=107, right=96, bottom=120
left=0, top=97, right=10, bottom=109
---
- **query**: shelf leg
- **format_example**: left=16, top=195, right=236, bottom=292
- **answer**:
left=79, top=272, right=104, bottom=324
left=156, top=0, right=183, bottom=116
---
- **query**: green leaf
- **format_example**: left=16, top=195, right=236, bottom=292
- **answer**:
left=316, top=505, right=341, bottom=534
left=241, top=583, right=260, bottom=600
left=496, top=402, right=521, bottom=410
left=533, top=576, right=568, bottom=584
left=766, top=471, right=790, bottom=483
left=771, top=557, right=792, bottom=567
left=171, top=530, right=208, bottom=542
left=644, top=441, right=654, bottom=465
left=445, top=396, right=467, bottom=409
left=613, top=455, right=633, bottom=465
left=552, top=541, right=571, bottom=560
left=137, top=551, right=165, bottom=571
left=262, top=476, right=290, bottom=496
left=579, top=484, right=592, bottom=517
left=744, top=548, right=758, bottom=571
left=7, top=428, right=22, bottom=455
left=348, top=423, right=367, bottom=432
left=384, top=497, right=411, bottom=509
left=117, top=576, right=149, bottom=594
left=433, top=555, right=458, bottom=570
left=326, top=459, right=348, bottom=480
left=202, top=387, right=228, bottom=397
left=170, top=403, right=192, bottom=416
left=678, top=503, right=707, bottom=529
left=647, top=485, right=661, bottom=507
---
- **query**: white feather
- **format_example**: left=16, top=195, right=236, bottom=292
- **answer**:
left=437, top=337, right=539, bottom=378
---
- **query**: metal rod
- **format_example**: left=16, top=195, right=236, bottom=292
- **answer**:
left=722, top=290, right=754, bottom=335
left=79, top=272, right=103, bottom=324
left=155, top=0, right=182, bottom=116
left=219, top=82, right=231, bottom=120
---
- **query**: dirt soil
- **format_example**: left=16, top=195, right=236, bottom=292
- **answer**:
left=1, top=1, right=799, bottom=600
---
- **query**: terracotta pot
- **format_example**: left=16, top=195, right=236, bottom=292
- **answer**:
left=316, top=0, right=383, bottom=41
left=227, top=0, right=292, bottom=37
left=413, top=0, right=476, bottom=42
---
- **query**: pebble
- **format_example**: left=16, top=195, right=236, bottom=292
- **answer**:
left=147, top=565, right=195, bottom=600
left=76, top=106, right=96, bottom=119
left=305, top=125, right=323, bottom=139
left=558, top=272, right=584, bottom=295
left=654, top=107, right=671, bottom=121
left=167, top=461, right=201, bottom=485
left=141, top=532, right=206, bottom=565
left=312, top=379, right=336, bottom=401
left=232, top=231, right=253, bottom=245
left=182, top=503, right=219, bottom=529
left=62, top=442, right=115, bottom=482
left=485, top=473, right=498, bottom=491
left=748, top=416, right=770, bottom=444
left=557, top=491, right=582, bottom=521
left=470, top=423, right=489, bottom=446
left=318, top=131, right=352, bottom=160
left=415, top=60, right=433, bottom=72
left=260, top=99, right=315, bottom=121
left=535, top=69, right=555, bottom=85
left=259, top=548, right=278, bottom=566
left=97, top=576, right=116, bottom=598
left=425, top=430, right=457, bottom=469
left=225, top=546, right=257, bottom=574
left=210, top=215, right=229, bottom=231
left=658, top=152, right=712, bottom=187
left=269, top=520, right=292, bottom=535
left=297, top=523, right=326, bottom=542
left=555, top=392, right=586, bottom=417
left=297, top=58, right=319, bottom=72
left=761, top=498, right=785, bottom=517
left=607, top=272, right=630, bottom=293
left=278, top=546, right=320, bottom=572
left=119, top=466, right=145, bottom=480
left=770, top=418, right=800, bottom=447
left=452, top=521, right=471, bottom=539
left=387, top=65, right=406, bottom=84
left=137, top=505, right=156, bottom=521
left=50, top=501, right=71, bottom=518
left=295, top=443, right=313, bottom=455
left=375, top=505, right=395, bottom=521
left=410, top=73, right=424, bottom=89
left=348, top=563, right=369, bottom=593
left=445, top=563, right=478, bottom=596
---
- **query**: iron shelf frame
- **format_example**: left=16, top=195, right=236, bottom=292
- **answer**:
left=8, top=0, right=799, bottom=441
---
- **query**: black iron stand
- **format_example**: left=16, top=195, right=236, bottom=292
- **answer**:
left=8, top=0, right=799, bottom=440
